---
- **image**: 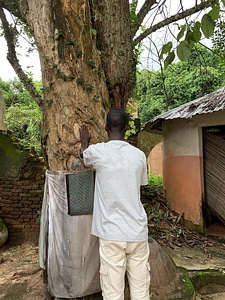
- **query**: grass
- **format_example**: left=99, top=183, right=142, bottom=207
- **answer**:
left=142, top=173, right=164, bottom=198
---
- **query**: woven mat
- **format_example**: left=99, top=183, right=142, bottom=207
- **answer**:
left=66, top=170, right=95, bottom=215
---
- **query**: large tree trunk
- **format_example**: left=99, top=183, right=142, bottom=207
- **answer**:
left=26, top=0, right=109, bottom=170
left=17, top=0, right=135, bottom=170
left=8, top=1, right=135, bottom=299
left=26, top=2, right=108, bottom=299
left=92, top=0, right=136, bottom=109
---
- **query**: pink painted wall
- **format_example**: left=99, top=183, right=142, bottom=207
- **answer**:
left=163, top=155, right=203, bottom=226
left=162, top=118, right=204, bottom=231
left=148, top=142, right=162, bottom=176
left=146, top=111, right=225, bottom=232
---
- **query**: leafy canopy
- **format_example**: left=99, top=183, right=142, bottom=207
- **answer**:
left=0, top=78, right=42, bottom=154
left=135, top=45, right=225, bottom=124
left=159, top=1, right=221, bottom=68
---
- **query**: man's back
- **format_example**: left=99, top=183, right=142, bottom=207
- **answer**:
left=83, top=140, right=148, bottom=242
left=79, top=109, right=151, bottom=300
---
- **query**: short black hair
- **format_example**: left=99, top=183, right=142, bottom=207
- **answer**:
left=106, top=108, right=128, bottom=131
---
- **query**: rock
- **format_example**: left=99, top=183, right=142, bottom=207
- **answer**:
left=124, top=238, right=177, bottom=300
left=0, top=217, right=8, bottom=247
left=149, top=237, right=176, bottom=288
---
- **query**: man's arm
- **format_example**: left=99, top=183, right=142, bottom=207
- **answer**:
left=79, top=125, right=91, bottom=158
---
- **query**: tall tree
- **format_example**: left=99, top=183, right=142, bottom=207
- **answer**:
left=0, top=1, right=222, bottom=299
left=0, top=0, right=220, bottom=170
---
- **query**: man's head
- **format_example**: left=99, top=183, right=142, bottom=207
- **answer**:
left=106, top=108, right=128, bottom=132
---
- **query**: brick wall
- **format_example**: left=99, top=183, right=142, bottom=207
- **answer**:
left=0, top=152, right=45, bottom=244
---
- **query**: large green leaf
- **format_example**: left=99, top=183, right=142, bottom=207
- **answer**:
left=177, top=25, right=186, bottom=41
left=159, top=42, right=173, bottom=60
left=177, top=41, right=191, bottom=61
left=201, top=14, right=215, bottom=38
left=209, top=5, right=220, bottom=21
left=164, top=51, right=175, bottom=68
left=191, top=22, right=201, bottom=42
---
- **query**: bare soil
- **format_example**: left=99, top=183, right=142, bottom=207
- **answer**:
left=0, top=242, right=51, bottom=300
left=1, top=193, right=225, bottom=300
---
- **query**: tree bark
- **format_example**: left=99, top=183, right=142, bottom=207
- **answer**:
left=11, top=0, right=136, bottom=171
left=23, top=0, right=110, bottom=170
left=91, top=0, right=136, bottom=109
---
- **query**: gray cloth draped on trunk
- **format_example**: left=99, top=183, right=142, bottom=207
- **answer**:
left=39, top=170, right=101, bottom=298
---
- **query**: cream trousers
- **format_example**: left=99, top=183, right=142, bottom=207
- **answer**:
left=99, top=239, right=150, bottom=300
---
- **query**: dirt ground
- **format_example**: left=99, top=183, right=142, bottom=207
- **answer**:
left=1, top=236, right=225, bottom=300
left=1, top=193, right=225, bottom=300
left=0, top=242, right=51, bottom=300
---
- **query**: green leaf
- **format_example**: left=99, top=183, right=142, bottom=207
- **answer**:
left=159, top=42, right=173, bottom=60
left=201, top=14, right=215, bottom=38
left=177, top=41, right=191, bottom=61
left=191, top=22, right=202, bottom=42
left=209, top=5, right=220, bottom=21
left=92, top=29, right=97, bottom=38
left=164, top=51, right=175, bottom=69
left=177, top=25, right=186, bottom=41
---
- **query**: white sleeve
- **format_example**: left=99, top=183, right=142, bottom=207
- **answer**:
left=141, top=158, right=148, bottom=186
left=83, top=147, right=93, bottom=167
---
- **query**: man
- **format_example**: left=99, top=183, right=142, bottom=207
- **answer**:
left=79, top=108, right=150, bottom=300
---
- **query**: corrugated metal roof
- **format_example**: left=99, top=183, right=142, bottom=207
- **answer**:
left=143, top=86, right=225, bottom=132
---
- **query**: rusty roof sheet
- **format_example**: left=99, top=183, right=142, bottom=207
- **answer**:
left=143, top=86, right=225, bottom=132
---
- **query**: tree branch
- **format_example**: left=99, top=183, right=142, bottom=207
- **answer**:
left=0, top=7, right=43, bottom=108
left=132, top=0, right=157, bottom=36
left=0, top=0, right=24, bottom=20
left=134, top=0, right=212, bottom=45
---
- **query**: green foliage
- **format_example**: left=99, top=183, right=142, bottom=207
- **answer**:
left=182, top=274, right=195, bottom=298
left=212, top=17, right=225, bottom=77
left=201, top=13, right=215, bottom=38
left=177, top=40, right=191, bottom=61
left=91, top=29, right=97, bottom=39
left=129, top=0, right=138, bottom=34
left=0, top=78, right=42, bottom=108
left=148, top=173, right=164, bottom=196
left=159, top=42, right=173, bottom=59
left=125, top=119, right=136, bottom=139
left=134, top=69, right=165, bottom=123
left=148, top=173, right=163, bottom=186
left=142, top=173, right=164, bottom=200
left=135, top=45, right=225, bottom=124
left=1, top=78, right=43, bottom=154
left=159, top=1, right=222, bottom=67
left=159, top=42, right=176, bottom=68
left=5, top=103, right=42, bottom=154
left=125, top=103, right=138, bottom=139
